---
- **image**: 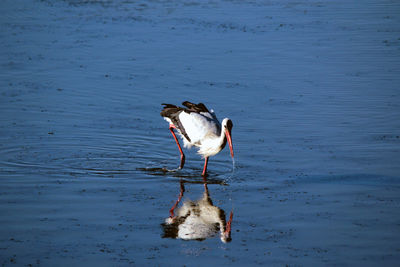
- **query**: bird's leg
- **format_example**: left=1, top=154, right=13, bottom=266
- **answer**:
left=203, top=177, right=209, bottom=195
left=169, top=180, right=185, bottom=218
left=169, top=125, right=185, bottom=169
left=202, top=178, right=214, bottom=206
left=201, top=157, right=209, bottom=177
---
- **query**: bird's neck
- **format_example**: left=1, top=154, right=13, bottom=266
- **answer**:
left=218, top=129, right=227, bottom=150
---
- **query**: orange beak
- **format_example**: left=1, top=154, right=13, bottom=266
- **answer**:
left=225, top=129, right=234, bottom=158
left=222, top=211, right=233, bottom=243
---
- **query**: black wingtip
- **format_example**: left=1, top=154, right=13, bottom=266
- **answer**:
left=181, top=101, right=210, bottom=113
left=162, top=103, right=177, bottom=108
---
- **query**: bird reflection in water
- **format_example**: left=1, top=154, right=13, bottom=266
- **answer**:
left=162, top=179, right=233, bottom=243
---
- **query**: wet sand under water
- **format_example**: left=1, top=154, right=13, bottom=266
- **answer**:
left=1, top=0, right=400, bottom=266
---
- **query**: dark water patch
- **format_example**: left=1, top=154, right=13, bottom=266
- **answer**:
left=137, top=167, right=229, bottom=185
left=137, top=166, right=173, bottom=175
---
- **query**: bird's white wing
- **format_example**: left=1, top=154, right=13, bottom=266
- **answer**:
left=178, top=112, right=221, bottom=145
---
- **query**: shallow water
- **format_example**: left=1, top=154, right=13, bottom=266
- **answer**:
left=1, top=0, right=400, bottom=265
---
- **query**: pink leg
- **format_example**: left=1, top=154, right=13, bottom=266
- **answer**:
left=202, top=157, right=209, bottom=177
left=169, top=180, right=185, bottom=218
left=169, top=125, right=185, bottom=169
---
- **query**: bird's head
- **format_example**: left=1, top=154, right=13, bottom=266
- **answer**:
left=221, top=231, right=232, bottom=243
left=222, top=118, right=234, bottom=158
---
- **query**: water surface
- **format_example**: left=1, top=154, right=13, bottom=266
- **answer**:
left=1, top=0, right=400, bottom=265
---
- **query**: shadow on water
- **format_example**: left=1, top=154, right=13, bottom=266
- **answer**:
left=161, top=179, right=233, bottom=243
left=136, top=167, right=229, bottom=185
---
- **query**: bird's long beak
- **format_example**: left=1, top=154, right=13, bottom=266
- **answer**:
left=225, top=129, right=234, bottom=158
left=221, top=211, right=233, bottom=243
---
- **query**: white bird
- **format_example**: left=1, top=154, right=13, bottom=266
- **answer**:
left=160, top=101, right=234, bottom=177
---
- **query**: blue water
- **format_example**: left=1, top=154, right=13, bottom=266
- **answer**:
left=1, top=0, right=400, bottom=265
